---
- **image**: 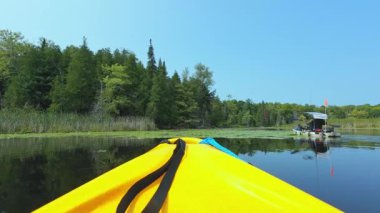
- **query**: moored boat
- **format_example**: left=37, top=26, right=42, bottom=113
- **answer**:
left=293, top=112, right=341, bottom=138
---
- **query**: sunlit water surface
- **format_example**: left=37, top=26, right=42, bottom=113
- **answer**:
left=1, top=134, right=380, bottom=212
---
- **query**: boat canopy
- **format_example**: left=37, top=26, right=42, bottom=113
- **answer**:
left=305, top=112, right=328, bottom=120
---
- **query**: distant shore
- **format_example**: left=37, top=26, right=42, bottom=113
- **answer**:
left=329, top=118, right=380, bottom=129
left=1, top=110, right=380, bottom=139
left=1, top=126, right=380, bottom=140
left=0, top=128, right=293, bottom=140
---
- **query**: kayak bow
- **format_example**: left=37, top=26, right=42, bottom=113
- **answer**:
left=34, top=137, right=341, bottom=212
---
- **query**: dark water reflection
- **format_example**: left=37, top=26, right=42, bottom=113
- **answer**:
left=218, top=136, right=380, bottom=213
left=0, top=137, right=160, bottom=213
left=1, top=135, right=380, bottom=212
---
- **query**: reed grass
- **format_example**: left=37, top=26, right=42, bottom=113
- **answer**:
left=0, top=128, right=293, bottom=140
left=329, top=117, right=380, bottom=129
left=0, top=109, right=156, bottom=133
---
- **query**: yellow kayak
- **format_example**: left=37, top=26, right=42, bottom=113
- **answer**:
left=34, top=137, right=341, bottom=212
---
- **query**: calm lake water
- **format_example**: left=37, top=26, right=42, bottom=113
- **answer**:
left=1, top=134, right=380, bottom=212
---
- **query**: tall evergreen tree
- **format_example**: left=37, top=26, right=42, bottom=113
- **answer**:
left=124, top=54, right=144, bottom=115
left=134, top=61, right=148, bottom=116
left=146, top=39, right=157, bottom=82
left=146, top=59, right=171, bottom=127
left=113, top=49, right=129, bottom=65
left=189, top=63, right=215, bottom=127
left=110, top=40, right=153, bottom=117
left=209, top=97, right=224, bottom=127
left=256, top=101, right=270, bottom=126
left=0, top=30, right=29, bottom=107
left=101, top=64, right=131, bottom=116
left=241, top=99, right=254, bottom=127
left=93, top=48, right=114, bottom=113
left=180, top=70, right=200, bottom=127
left=144, top=40, right=157, bottom=116
left=167, top=72, right=181, bottom=126
left=3, top=46, right=36, bottom=108
left=95, top=48, right=113, bottom=67
left=36, top=39, right=61, bottom=109
left=53, top=38, right=97, bottom=113
left=95, top=48, right=113, bottom=83
left=49, top=46, right=79, bottom=112
left=4, top=38, right=61, bottom=109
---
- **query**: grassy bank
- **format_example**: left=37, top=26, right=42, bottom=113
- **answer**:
left=0, top=128, right=293, bottom=140
left=329, top=118, right=380, bottom=129
left=0, top=110, right=156, bottom=133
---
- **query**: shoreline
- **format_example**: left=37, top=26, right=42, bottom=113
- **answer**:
left=1, top=127, right=379, bottom=140
left=0, top=128, right=292, bottom=140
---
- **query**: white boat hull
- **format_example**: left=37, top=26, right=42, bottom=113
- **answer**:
left=293, top=129, right=341, bottom=138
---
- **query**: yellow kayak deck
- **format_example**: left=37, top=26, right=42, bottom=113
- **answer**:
left=34, top=137, right=341, bottom=212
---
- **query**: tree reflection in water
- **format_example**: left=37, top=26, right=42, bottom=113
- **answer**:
left=0, top=137, right=159, bottom=212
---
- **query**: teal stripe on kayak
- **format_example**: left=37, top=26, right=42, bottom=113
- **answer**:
left=200, top=138, right=239, bottom=159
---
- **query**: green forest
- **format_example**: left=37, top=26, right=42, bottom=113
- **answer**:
left=1, top=29, right=380, bottom=132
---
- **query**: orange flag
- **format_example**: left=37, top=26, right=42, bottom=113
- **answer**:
left=324, top=99, right=328, bottom=107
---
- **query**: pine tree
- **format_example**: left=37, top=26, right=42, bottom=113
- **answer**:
left=241, top=100, right=254, bottom=127
left=92, top=48, right=114, bottom=114
left=179, top=71, right=200, bottom=127
left=166, top=72, right=180, bottom=127
left=0, top=30, right=30, bottom=107
left=144, top=40, right=158, bottom=117
left=35, top=38, right=61, bottom=109
left=256, top=101, right=269, bottom=126
left=124, top=54, right=143, bottom=115
left=101, top=64, right=131, bottom=116
left=95, top=48, right=113, bottom=66
left=113, top=49, right=129, bottom=65
left=50, top=46, right=79, bottom=112
left=139, top=39, right=157, bottom=117
left=4, top=38, right=61, bottom=109
left=157, top=61, right=171, bottom=127
left=209, top=97, right=224, bottom=127
left=62, top=38, right=97, bottom=113
left=134, top=61, right=148, bottom=116
left=146, top=39, right=157, bottom=82
left=146, top=59, right=170, bottom=127
left=189, top=63, right=215, bottom=127
left=95, top=48, right=113, bottom=83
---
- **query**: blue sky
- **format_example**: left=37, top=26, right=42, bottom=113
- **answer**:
left=1, top=0, right=379, bottom=106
